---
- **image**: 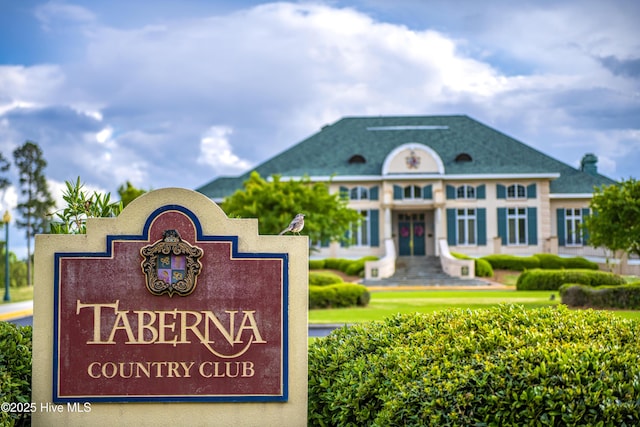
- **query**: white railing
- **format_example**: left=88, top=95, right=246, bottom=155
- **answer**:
left=438, top=238, right=475, bottom=278
left=364, top=238, right=396, bottom=280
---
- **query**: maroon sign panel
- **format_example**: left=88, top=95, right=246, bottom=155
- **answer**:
left=53, top=206, right=288, bottom=402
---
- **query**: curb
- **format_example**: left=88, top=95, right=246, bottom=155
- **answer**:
left=0, top=308, right=33, bottom=322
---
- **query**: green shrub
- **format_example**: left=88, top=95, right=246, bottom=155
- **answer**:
left=0, top=323, right=32, bottom=427
left=561, top=282, right=640, bottom=309
left=317, top=256, right=379, bottom=277
left=323, top=258, right=348, bottom=270
left=532, top=253, right=564, bottom=269
left=309, top=259, right=326, bottom=270
left=309, top=283, right=370, bottom=309
left=308, top=271, right=343, bottom=286
left=562, top=256, right=599, bottom=270
left=516, top=268, right=625, bottom=290
left=344, top=256, right=378, bottom=277
left=481, top=254, right=540, bottom=271
left=474, top=258, right=494, bottom=277
left=308, top=305, right=640, bottom=426
left=533, top=254, right=598, bottom=270
left=451, top=252, right=494, bottom=278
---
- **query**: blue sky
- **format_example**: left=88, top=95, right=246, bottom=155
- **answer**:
left=0, top=0, right=639, bottom=258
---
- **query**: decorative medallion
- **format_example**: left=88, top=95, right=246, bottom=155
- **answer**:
left=406, top=150, right=421, bottom=169
left=140, top=229, right=204, bottom=297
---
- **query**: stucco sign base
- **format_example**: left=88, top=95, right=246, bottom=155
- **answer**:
left=32, top=188, right=308, bottom=426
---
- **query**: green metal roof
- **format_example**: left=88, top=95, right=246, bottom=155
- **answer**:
left=196, top=115, right=617, bottom=199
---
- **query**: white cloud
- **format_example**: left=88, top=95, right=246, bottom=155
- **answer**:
left=0, top=65, right=66, bottom=111
left=95, top=126, right=113, bottom=144
left=198, top=126, right=252, bottom=173
left=35, top=1, right=96, bottom=31
left=0, top=0, right=637, bottom=196
left=0, top=186, right=18, bottom=215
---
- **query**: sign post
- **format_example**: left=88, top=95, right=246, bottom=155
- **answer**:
left=32, top=188, right=308, bottom=426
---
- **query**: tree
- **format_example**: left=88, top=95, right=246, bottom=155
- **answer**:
left=0, top=152, right=10, bottom=191
left=13, top=141, right=55, bottom=286
left=584, top=178, right=640, bottom=257
left=49, top=177, right=122, bottom=234
left=221, top=172, right=362, bottom=246
left=117, top=181, right=147, bottom=207
left=0, top=250, right=28, bottom=288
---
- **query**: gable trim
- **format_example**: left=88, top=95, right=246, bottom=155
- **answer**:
left=382, top=143, right=445, bottom=175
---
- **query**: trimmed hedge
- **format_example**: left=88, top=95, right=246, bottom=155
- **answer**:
left=561, top=282, right=640, bottom=310
left=481, top=254, right=540, bottom=271
left=311, top=256, right=379, bottom=277
left=1, top=322, right=32, bottom=427
left=323, top=258, right=350, bottom=271
left=309, top=259, right=326, bottom=270
left=482, top=254, right=598, bottom=272
left=309, top=271, right=343, bottom=286
left=309, top=283, right=370, bottom=309
left=308, top=305, right=640, bottom=426
left=451, top=252, right=494, bottom=278
left=533, top=253, right=598, bottom=270
left=344, top=256, right=378, bottom=277
left=516, top=268, right=625, bottom=290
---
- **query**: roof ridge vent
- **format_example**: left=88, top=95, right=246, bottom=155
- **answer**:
left=367, top=125, right=449, bottom=131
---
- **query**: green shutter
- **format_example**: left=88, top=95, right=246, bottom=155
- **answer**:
left=557, top=209, right=566, bottom=246
left=476, top=184, right=486, bottom=199
left=527, top=183, right=537, bottom=199
left=446, top=185, right=456, bottom=199
left=497, top=207, right=507, bottom=245
left=393, top=185, right=402, bottom=200
left=369, top=209, right=380, bottom=247
left=477, top=208, right=487, bottom=245
left=582, top=208, right=590, bottom=244
left=527, top=207, right=537, bottom=245
left=423, top=185, right=433, bottom=199
left=446, top=209, right=456, bottom=246
left=497, top=184, right=506, bottom=199
left=369, top=186, right=379, bottom=201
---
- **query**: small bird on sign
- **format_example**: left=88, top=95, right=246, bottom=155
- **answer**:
left=279, top=213, right=305, bottom=235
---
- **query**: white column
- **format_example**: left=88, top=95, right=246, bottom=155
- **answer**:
left=434, top=207, right=442, bottom=256
left=384, top=207, right=392, bottom=239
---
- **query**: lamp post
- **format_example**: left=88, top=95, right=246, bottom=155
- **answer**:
left=2, top=211, right=9, bottom=302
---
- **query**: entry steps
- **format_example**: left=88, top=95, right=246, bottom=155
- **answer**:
left=362, top=256, right=490, bottom=286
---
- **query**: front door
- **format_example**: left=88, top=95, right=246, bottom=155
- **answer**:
left=398, top=213, right=426, bottom=256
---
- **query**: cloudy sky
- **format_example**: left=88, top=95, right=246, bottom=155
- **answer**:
left=0, top=0, right=639, bottom=258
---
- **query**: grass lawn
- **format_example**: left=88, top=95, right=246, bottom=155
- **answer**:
left=309, top=287, right=640, bottom=323
left=0, top=286, right=33, bottom=304
left=309, top=289, right=562, bottom=323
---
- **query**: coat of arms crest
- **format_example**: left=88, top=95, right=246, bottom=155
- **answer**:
left=406, top=150, right=421, bottom=169
left=140, top=229, right=204, bottom=297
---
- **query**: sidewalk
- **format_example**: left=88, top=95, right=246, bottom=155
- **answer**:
left=0, top=300, right=33, bottom=321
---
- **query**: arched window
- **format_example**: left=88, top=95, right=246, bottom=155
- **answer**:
left=456, top=185, right=475, bottom=199
left=403, top=185, right=422, bottom=199
left=507, top=184, right=526, bottom=199
left=350, top=186, right=369, bottom=200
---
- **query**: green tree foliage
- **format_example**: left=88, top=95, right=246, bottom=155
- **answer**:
left=221, top=172, right=361, bottom=246
left=584, top=178, right=640, bottom=257
left=13, top=141, right=55, bottom=286
left=117, top=180, right=147, bottom=207
left=0, top=152, right=10, bottom=191
left=50, top=177, right=122, bottom=234
left=0, top=250, right=28, bottom=288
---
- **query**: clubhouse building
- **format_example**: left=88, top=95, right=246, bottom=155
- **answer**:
left=197, top=115, right=619, bottom=279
